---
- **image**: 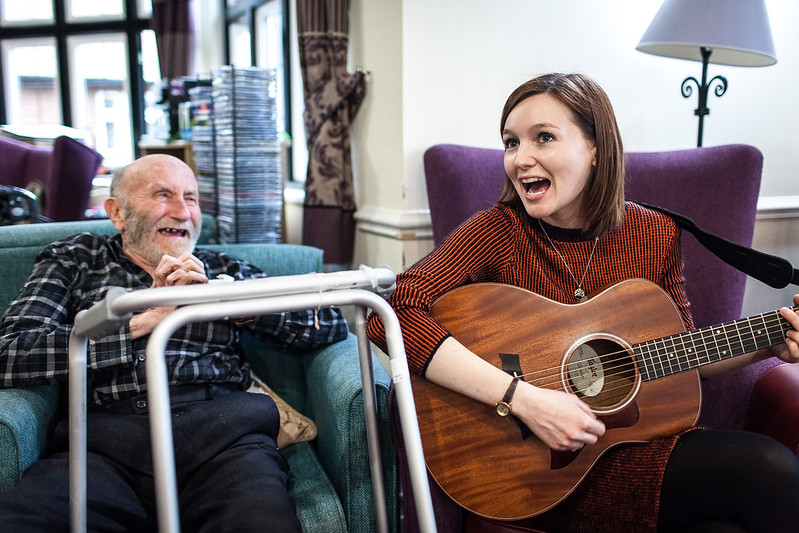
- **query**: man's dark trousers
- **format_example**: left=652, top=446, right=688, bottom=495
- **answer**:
left=0, top=384, right=302, bottom=533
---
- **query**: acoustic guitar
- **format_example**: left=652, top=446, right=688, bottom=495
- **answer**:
left=411, top=279, right=795, bottom=520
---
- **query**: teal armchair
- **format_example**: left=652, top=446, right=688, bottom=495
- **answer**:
left=0, top=218, right=398, bottom=533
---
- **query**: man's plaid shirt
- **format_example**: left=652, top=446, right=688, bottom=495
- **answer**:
left=0, top=233, right=348, bottom=406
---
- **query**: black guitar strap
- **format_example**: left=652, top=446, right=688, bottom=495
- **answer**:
left=639, top=202, right=799, bottom=289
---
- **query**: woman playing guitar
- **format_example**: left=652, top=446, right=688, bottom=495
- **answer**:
left=367, top=73, right=799, bottom=532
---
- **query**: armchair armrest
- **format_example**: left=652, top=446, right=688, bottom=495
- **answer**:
left=0, top=384, right=60, bottom=491
left=303, top=333, right=399, bottom=533
left=744, top=363, right=799, bottom=455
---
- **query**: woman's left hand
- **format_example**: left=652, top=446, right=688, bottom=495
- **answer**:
left=771, top=294, right=799, bottom=363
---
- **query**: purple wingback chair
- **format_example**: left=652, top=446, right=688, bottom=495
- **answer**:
left=0, top=135, right=103, bottom=222
left=392, top=143, right=799, bottom=533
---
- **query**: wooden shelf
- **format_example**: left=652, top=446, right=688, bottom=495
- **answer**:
left=138, top=139, right=195, bottom=174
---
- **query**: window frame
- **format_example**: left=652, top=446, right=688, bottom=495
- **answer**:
left=222, top=0, right=294, bottom=181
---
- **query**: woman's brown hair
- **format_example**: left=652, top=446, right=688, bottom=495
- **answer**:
left=498, top=73, right=626, bottom=238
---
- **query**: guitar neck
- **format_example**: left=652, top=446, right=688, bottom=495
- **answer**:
left=636, top=305, right=798, bottom=382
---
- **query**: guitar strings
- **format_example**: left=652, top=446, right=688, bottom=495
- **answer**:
left=511, top=307, right=795, bottom=396
left=523, top=312, right=789, bottom=394
left=519, top=308, right=789, bottom=388
left=521, top=309, right=794, bottom=395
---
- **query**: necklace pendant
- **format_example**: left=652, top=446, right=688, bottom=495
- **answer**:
left=574, top=288, right=586, bottom=301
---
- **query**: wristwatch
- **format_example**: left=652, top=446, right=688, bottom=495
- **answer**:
left=496, top=375, right=520, bottom=417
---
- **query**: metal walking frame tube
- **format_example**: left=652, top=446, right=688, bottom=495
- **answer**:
left=108, top=266, right=397, bottom=318
left=67, top=326, right=88, bottom=533
left=354, top=304, right=389, bottom=533
left=68, top=266, right=437, bottom=532
left=361, top=293, right=438, bottom=533
left=68, top=286, right=134, bottom=533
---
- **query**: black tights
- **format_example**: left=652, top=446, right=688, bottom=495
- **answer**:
left=658, top=430, right=799, bottom=533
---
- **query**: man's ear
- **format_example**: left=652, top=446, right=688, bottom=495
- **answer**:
left=105, top=197, right=125, bottom=232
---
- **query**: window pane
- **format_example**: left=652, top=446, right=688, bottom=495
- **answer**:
left=138, top=0, right=152, bottom=18
left=138, top=0, right=153, bottom=19
left=66, top=0, right=124, bottom=22
left=141, top=29, right=169, bottom=140
left=141, top=29, right=161, bottom=84
left=229, top=20, right=252, bottom=67
left=68, top=34, right=132, bottom=167
left=1, top=38, right=61, bottom=125
left=0, top=0, right=53, bottom=25
left=255, top=0, right=285, bottom=135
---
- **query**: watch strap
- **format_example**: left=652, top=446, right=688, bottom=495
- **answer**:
left=501, top=375, right=520, bottom=405
left=496, top=375, right=520, bottom=416
left=497, top=354, right=534, bottom=437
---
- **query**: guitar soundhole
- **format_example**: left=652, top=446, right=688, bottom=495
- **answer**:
left=565, top=338, right=638, bottom=411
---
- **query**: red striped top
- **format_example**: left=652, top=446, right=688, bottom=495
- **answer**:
left=366, top=201, right=693, bottom=375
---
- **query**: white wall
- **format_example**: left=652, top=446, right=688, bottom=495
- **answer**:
left=350, top=0, right=799, bottom=315
left=396, top=0, right=798, bottom=196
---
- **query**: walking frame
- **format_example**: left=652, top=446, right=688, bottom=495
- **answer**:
left=67, top=265, right=437, bottom=533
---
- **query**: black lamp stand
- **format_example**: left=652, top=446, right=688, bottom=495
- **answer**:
left=680, top=47, right=728, bottom=147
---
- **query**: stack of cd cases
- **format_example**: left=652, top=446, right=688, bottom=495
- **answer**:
left=188, top=81, right=216, bottom=219
left=210, top=65, right=283, bottom=244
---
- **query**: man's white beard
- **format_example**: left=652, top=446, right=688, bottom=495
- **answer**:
left=121, top=205, right=200, bottom=267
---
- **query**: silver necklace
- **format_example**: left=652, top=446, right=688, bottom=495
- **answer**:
left=538, top=219, right=599, bottom=302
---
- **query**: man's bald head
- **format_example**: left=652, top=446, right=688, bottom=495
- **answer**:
left=110, top=154, right=195, bottom=204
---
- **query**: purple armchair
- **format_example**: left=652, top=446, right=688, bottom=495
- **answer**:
left=0, top=135, right=103, bottom=222
left=393, top=143, right=799, bottom=532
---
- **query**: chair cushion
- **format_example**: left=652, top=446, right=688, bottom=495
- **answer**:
left=423, top=144, right=505, bottom=247
left=0, top=136, right=43, bottom=189
left=46, top=136, right=103, bottom=221
left=0, top=385, right=59, bottom=491
left=744, top=363, right=799, bottom=455
left=625, top=144, right=762, bottom=329
left=283, top=442, right=348, bottom=532
left=0, top=136, right=103, bottom=222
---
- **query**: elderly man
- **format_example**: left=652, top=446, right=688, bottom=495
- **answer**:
left=0, top=154, right=348, bottom=532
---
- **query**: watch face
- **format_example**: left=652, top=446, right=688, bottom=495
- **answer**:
left=496, top=402, right=511, bottom=416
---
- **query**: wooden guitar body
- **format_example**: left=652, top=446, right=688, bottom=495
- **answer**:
left=411, top=279, right=702, bottom=520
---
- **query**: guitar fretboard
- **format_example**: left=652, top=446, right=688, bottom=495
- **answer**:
left=635, top=305, right=797, bottom=382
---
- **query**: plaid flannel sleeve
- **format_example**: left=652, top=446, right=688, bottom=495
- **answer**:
left=0, top=243, right=135, bottom=388
left=249, top=307, right=349, bottom=350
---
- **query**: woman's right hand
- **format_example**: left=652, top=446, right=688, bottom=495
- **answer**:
left=513, top=382, right=606, bottom=452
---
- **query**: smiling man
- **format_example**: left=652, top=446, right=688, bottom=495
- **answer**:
left=0, top=154, right=348, bottom=532
left=104, top=154, right=210, bottom=339
left=107, top=154, right=204, bottom=272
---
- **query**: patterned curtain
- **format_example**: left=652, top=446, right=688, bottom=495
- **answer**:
left=297, top=0, right=366, bottom=266
left=151, top=0, right=195, bottom=79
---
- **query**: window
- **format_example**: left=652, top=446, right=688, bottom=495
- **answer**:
left=1, top=37, right=61, bottom=125
left=0, top=0, right=156, bottom=168
left=224, top=0, right=293, bottom=180
left=68, top=33, right=132, bottom=165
